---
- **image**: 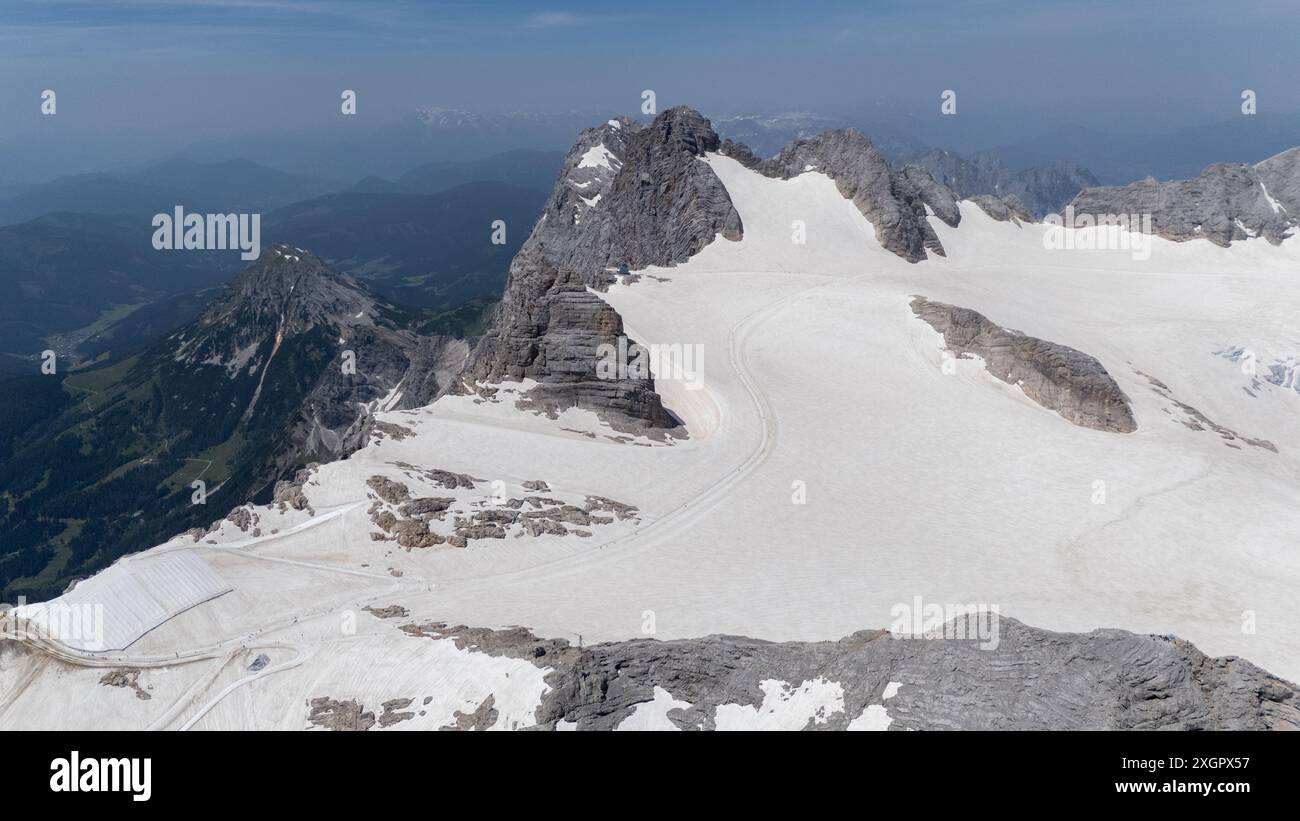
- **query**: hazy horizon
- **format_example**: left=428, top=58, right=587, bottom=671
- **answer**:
left=3, top=0, right=1300, bottom=183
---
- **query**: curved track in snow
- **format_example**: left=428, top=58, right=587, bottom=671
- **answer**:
left=442, top=271, right=867, bottom=595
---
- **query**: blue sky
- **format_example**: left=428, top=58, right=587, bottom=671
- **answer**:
left=2, top=0, right=1298, bottom=176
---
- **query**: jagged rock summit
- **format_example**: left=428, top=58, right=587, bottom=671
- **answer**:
left=460, top=107, right=750, bottom=434
left=175, top=245, right=378, bottom=363
left=460, top=107, right=976, bottom=432
left=729, top=127, right=959, bottom=261
left=1067, top=158, right=1298, bottom=246
left=171, top=244, right=468, bottom=488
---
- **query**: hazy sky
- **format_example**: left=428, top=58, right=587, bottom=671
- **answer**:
left=3, top=0, right=1299, bottom=176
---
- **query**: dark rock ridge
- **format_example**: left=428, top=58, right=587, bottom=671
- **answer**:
left=461, top=107, right=746, bottom=433
left=911, top=297, right=1136, bottom=433
left=524, top=107, right=743, bottom=281
left=174, top=245, right=468, bottom=489
left=905, top=148, right=1098, bottom=218
left=725, top=128, right=959, bottom=261
left=1254, top=146, right=1300, bottom=217
left=1067, top=160, right=1297, bottom=246
left=405, top=617, right=1299, bottom=731
left=460, top=257, right=679, bottom=433
left=968, top=193, right=1034, bottom=224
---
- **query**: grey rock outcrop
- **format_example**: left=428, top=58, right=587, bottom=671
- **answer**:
left=895, top=163, right=962, bottom=226
left=969, top=193, right=1034, bottom=223
left=754, top=129, right=954, bottom=261
left=461, top=258, right=680, bottom=433
left=404, top=617, right=1298, bottom=730
left=1254, top=145, right=1300, bottom=217
left=908, top=148, right=1098, bottom=217
left=461, top=107, right=745, bottom=433
left=911, top=297, right=1136, bottom=433
left=537, top=617, right=1298, bottom=730
left=526, top=107, right=743, bottom=281
left=1067, top=162, right=1295, bottom=246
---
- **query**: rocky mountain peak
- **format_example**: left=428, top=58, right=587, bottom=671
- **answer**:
left=458, top=106, right=747, bottom=433
left=192, top=244, right=378, bottom=344
left=1068, top=159, right=1297, bottom=247
left=755, top=128, right=954, bottom=260
left=644, top=106, right=724, bottom=156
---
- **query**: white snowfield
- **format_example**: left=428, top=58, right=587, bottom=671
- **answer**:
left=3, top=154, right=1300, bottom=730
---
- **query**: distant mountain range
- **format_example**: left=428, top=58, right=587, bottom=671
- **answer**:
left=714, top=109, right=1300, bottom=190
left=0, top=212, right=234, bottom=371
left=0, top=247, right=471, bottom=601
left=343, top=148, right=562, bottom=202
left=6, top=104, right=1298, bottom=380
left=903, top=149, right=1098, bottom=217
left=986, top=112, right=1300, bottom=185
left=0, top=151, right=558, bottom=372
left=264, top=180, right=547, bottom=309
left=715, top=112, right=927, bottom=162
left=166, top=109, right=602, bottom=181
left=714, top=112, right=1094, bottom=216
left=0, top=158, right=337, bottom=227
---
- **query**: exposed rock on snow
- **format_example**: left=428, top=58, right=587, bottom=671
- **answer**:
left=912, top=297, right=1137, bottom=433
left=98, top=669, right=152, bottom=701
left=460, top=259, right=681, bottom=434
left=399, top=616, right=1299, bottom=731
left=1135, top=369, right=1277, bottom=452
left=272, top=465, right=316, bottom=514
left=363, top=469, right=637, bottom=548
left=363, top=604, right=410, bottom=620
left=1067, top=163, right=1295, bottom=246
left=307, top=697, right=375, bottom=731
left=1254, top=146, right=1300, bottom=216
left=750, top=129, right=955, bottom=261
left=439, top=695, right=498, bottom=731
left=366, top=475, right=412, bottom=505
left=377, top=698, right=416, bottom=727
left=969, top=193, right=1034, bottom=223
left=461, top=108, right=744, bottom=433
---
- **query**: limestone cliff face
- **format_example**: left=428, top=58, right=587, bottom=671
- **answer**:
left=461, top=107, right=746, bottom=433
left=543, top=618, right=1299, bottom=730
left=911, top=297, right=1137, bottom=434
left=1255, top=145, right=1300, bottom=218
left=522, top=107, right=744, bottom=283
left=405, top=617, right=1299, bottom=731
left=1067, top=162, right=1295, bottom=246
left=968, top=193, right=1034, bottom=223
left=460, top=252, right=679, bottom=432
left=751, top=129, right=958, bottom=261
